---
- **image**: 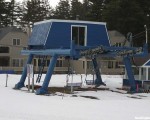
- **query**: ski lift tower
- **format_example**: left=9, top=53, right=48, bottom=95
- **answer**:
left=14, top=19, right=148, bottom=95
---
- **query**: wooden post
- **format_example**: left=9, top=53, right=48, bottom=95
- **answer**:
left=146, top=67, right=148, bottom=80
left=139, top=67, right=142, bottom=80
left=27, top=64, right=33, bottom=92
left=32, top=75, right=34, bottom=93
left=5, top=74, right=8, bottom=87
left=28, top=75, right=30, bottom=91
left=71, top=74, right=73, bottom=93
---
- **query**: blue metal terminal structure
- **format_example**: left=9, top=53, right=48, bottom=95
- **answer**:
left=14, top=19, right=148, bottom=94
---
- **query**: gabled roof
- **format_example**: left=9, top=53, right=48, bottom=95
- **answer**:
left=142, top=59, right=150, bottom=67
left=0, top=27, right=24, bottom=40
left=108, top=30, right=127, bottom=46
left=108, top=30, right=125, bottom=37
left=133, top=54, right=150, bottom=66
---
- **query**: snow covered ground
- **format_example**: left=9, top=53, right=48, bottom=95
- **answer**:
left=0, top=74, right=150, bottom=120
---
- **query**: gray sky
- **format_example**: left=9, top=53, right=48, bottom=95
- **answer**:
left=5, top=0, right=61, bottom=7
left=6, top=0, right=83, bottom=8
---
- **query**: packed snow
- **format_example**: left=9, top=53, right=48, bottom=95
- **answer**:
left=0, top=74, right=150, bottom=120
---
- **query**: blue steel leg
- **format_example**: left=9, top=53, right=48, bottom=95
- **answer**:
left=36, top=55, right=58, bottom=95
left=123, top=57, right=136, bottom=92
left=14, top=54, right=33, bottom=89
left=92, top=57, right=105, bottom=87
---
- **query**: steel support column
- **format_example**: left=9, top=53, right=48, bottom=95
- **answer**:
left=92, top=57, right=105, bottom=87
left=123, top=57, right=136, bottom=92
left=36, top=55, right=58, bottom=95
left=14, top=54, right=33, bottom=89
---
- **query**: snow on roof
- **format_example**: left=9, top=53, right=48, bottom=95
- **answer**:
left=34, top=19, right=106, bottom=25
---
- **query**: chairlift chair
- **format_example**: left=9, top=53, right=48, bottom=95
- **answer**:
left=85, top=69, right=95, bottom=85
left=65, top=58, right=83, bottom=88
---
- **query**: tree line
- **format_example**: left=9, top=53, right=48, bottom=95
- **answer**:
left=0, top=0, right=150, bottom=47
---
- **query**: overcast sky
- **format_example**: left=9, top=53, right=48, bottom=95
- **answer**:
left=6, top=0, right=83, bottom=8
left=5, top=0, right=61, bottom=7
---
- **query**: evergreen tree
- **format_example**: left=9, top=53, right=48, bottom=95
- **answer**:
left=0, top=0, right=18, bottom=27
left=136, top=0, right=150, bottom=51
left=0, top=0, right=9, bottom=27
left=70, top=0, right=82, bottom=20
left=21, top=0, right=51, bottom=26
left=54, top=0, right=70, bottom=19
left=88, top=0, right=105, bottom=21
left=102, top=0, right=146, bottom=47
left=8, top=0, right=15, bottom=26
left=7, top=0, right=22, bottom=26
left=81, top=0, right=92, bottom=20
left=136, top=0, right=150, bottom=27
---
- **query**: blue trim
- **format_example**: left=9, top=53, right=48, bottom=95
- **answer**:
left=0, top=70, right=15, bottom=74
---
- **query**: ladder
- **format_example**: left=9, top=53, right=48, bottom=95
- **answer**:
left=36, top=56, right=47, bottom=83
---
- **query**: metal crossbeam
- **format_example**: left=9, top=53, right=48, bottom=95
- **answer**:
left=116, top=47, right=142, bottom=56
left=80, top=46, right=104, bottom=56
left=80, top=46, right=143, bottom=57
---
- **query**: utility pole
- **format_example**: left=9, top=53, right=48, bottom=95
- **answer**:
left=144, top=25, right=148, bottom=44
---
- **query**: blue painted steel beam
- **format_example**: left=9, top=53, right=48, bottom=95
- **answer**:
left=123, top=57, right=136, bottom=92
left=36, top=55, right=58, bottom=95
left=92, top=56, right=105, bottom=86
left=21, top=49, right=72, bottom=56
left=14, top=54, right=33, bottom=89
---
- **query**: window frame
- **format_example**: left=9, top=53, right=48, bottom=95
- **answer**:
left=12, top=38, right=21, bottom=46
left=71, top=25, right=87, bottom=46
left=0, top=46, right=9, bottom=53
left=108, top=61, right=114, bottom=69
left=56, top=59, right=63, bottom=67
left=12, top=58, right=24, bottom=67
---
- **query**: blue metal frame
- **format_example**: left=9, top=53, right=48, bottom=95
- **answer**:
left=92, top=56, right=105, bottom=86
left=123, top=57, right=136, bottom=92
left=36, top=55, right=58, bottom=95
left=15, top=41, right=148, bottom=94
left=14, top=54, right=33, bottom=89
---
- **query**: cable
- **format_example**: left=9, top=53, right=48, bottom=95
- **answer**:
left=132, top=29, right=150, bottom=38
left=132, top=34, right=145, bottom=40
left=132, top=31, right=146, bottom=38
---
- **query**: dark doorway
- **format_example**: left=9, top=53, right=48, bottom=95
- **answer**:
left=72, top=26, right=86, bottom=46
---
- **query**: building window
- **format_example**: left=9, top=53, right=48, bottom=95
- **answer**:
left=83, top=61, right=85, bottom=69
left=72, top=26, right=86, bottom=46
left=46, top=60, right=50, bottom=67
left=115, top=62, right=120, bottom=68
left=34, top=59, right=37, bottom=66
left=108, top=61, right=113, bottom=68
left=87, top=61, right=92, bottom=69
left=38, top=59, right=41, bottom=66
left=115, top=42, right=122, bottom=47
left=56, top=60, right=63, bottom=67
left=12, top=59, right=19, bottom=67
left=13, top=38, right=20, bottom=45
left=0, top=57, right=9, bottom=66
left=20, top=59, right=24, bottom=67
left=0, top=46, right=9, bottom=53
left=12, top=59, right=24, bottom=67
